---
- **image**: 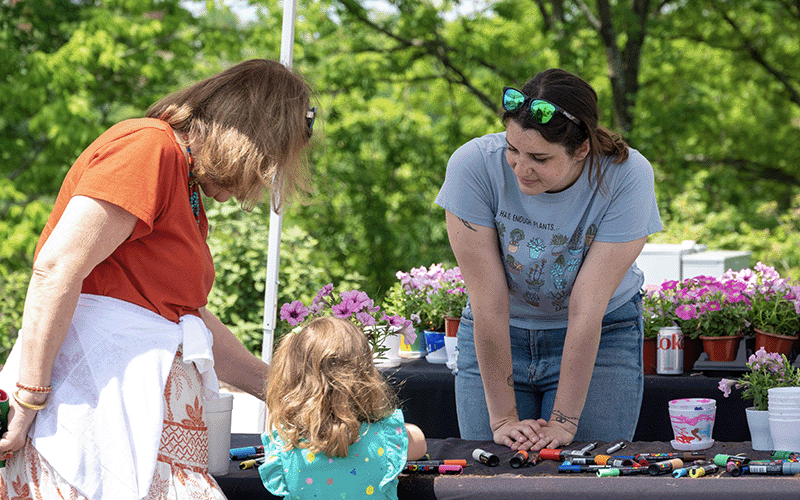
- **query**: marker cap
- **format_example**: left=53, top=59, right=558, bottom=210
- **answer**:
left=539, top=448, right=562, bottom=461
left=472, top=448, right=499, bottom=466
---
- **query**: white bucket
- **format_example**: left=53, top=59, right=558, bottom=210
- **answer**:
left=204, top=392, right=235, bottom=475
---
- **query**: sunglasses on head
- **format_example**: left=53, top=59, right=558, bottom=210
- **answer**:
left=306, top=106, right=317, bottom=137
left=502, top=87, right=581, bottom=127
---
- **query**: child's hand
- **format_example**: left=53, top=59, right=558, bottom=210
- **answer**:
left=405, top=423, right=427, bottom=460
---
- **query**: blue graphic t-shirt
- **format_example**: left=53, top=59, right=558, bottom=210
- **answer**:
left=435, top=132, right=662, bottom=329
left=259, top=409, right=408, bottom=500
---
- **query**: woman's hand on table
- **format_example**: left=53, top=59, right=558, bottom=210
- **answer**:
left=492, top=417, right=548, bottom=451
left=528, top=420, right=576, bottom=452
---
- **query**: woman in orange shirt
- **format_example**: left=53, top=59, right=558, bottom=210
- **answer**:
left=0, top=59, right=316, bottom=499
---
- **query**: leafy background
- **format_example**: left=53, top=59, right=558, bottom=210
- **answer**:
left=2, top=0, right=799, bottom=361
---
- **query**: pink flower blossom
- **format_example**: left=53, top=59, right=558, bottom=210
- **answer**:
left=280, top=300, right=310, bottom=326
left=718, top=379, right=735, bottom=398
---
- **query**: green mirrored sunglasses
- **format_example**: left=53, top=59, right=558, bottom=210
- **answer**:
left=502, top=87, right=581, bottom=127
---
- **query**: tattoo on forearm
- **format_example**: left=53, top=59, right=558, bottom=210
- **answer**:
left=551, top=410, right=579, bottom=428
left=459, top=217, right=478, bottom=232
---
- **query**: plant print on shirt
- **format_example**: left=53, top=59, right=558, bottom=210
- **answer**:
left=497, top=189, right=598, bottom=313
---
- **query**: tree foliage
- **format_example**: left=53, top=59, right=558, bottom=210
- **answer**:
left=1, top=0, right=799, bottom=359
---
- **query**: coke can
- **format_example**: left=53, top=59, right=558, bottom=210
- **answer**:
left=657, top=327, right=683, bottom=375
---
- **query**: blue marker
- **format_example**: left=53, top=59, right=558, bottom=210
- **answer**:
left=230, top=445, right=264, bottom=460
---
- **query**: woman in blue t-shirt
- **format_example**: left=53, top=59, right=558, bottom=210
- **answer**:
left=435, top=68, right=662, bottom=452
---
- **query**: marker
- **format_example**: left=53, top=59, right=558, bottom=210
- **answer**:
left=635, top=452, right=705, bottom=466
left=672, top=467, right=689, bottom=478
left=596, top=466, right=648, bottom=477
left=577, top=442, right=598, bottom=455
left=688, top=463, right=718, bottom=478
left=239, top=457, right=266, bottom=470
left=406, top=460, right=468, bottom=467
left=509, top=450, right=530, bottom=468
left=558, top=463, right=607, bottom=473
left=230, top=445, right=265, bottom=461
left=726, top=461, right=745, bottom=477
left=771, top=451, right=800, bottom=460
left=403, top=464, right=463, bottom=474
left=472, top=448, right=499, bottom=467
left=593, top=455, right=634, bottom=467
left=648, top=458, right=684, bottom=476
left=539, top=447, right=592, bottom=461
left=747, top=462, right=800, bottom=475
left=712, top=454, right=751, bottom=467
left=605, top=441, right=626, bottom=454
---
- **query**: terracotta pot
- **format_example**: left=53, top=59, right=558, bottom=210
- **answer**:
left=444, top=316, right=461, bottom=337
left=699, top=335, right=743, bottom=362
left=642, top=336, right=657, bottom=374
left=754, top=328, right=798, bottom=356
left=683, top=336, right=704, bottom=372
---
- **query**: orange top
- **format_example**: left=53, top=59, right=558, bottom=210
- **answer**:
left=34, top=118, right=215, bottom=323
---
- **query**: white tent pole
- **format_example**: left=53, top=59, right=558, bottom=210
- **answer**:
left=258, top=0, right=297, bottom=430
left=261, top=0, right=297, bottom=366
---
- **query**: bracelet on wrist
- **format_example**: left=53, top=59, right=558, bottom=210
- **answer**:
left=13, top=389, right=48, bottom=411
left=16, top=381, right=52, bottom=394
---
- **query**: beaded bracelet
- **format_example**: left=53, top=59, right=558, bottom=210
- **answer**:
left=13, top=389, right=48, bottom=411
left=16, top=381, right=52, bottom=394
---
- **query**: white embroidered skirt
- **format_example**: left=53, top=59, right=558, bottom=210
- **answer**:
left=0, top=349, right=227, bottom=499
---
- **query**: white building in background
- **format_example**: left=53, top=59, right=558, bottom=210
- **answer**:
left=636, top=240, right=751, bottom=286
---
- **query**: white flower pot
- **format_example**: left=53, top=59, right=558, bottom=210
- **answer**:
left=373, top=332, right=402, bottom=368
left=746, top=407, right=773, bottom=451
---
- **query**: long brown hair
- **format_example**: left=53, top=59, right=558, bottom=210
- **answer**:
left=502, top=68, right=628, bottom=189
left=266, top=317, right=398, bottom=458
left=146, top=59, right=313, bottom=212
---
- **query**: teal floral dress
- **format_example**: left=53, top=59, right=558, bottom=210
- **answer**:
left=259, top=409, right=408, bottom=499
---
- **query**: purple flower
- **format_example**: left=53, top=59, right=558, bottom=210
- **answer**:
left=355, top=311, right=378, bottom=326
left=718, top=379, right=735, bottom=398
left=280, top=300, right=310, bottom=326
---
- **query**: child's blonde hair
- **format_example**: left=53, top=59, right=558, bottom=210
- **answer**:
left=266, top=316, right=398, bottom=458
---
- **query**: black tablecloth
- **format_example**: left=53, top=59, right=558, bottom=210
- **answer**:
left=382, top=358, right=752, bottom=442
left=215, top=434, right=799, bottom=500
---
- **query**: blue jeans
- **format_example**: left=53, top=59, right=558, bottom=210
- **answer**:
left=454, top=292, right=643, bottom=442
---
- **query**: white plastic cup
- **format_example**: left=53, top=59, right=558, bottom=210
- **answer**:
left=204, top=392, right=235, bottom=475
left=769, top=417, right=800, bottom=452
left=769, top=388, right=800, bottom=399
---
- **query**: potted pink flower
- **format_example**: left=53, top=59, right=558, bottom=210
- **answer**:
left=719, top=347, right=800, bottom=450
left=674, top=275, right=750, bottom=362
left=724, top=262, right=800, bottom=356
left=280, top=284, right=415, bottom=364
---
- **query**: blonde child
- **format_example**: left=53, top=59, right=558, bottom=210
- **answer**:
left=259, top=316, right=427, bottom=499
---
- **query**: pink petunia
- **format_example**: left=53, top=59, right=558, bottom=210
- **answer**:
left=280, top=300, right=310, bottom=326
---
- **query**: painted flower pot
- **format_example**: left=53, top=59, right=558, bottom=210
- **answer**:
left=699, top=335, right=743, bottom=362
left=754, top=328, right=798, bottom=357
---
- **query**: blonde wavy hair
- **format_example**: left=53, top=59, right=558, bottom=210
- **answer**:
left=266, top=317, right=398, bottom=458
left=146, top=59, right=313, bottom=212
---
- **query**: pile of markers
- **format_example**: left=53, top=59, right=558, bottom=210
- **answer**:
left=230, top=445, right=266, bottom=470
left=541, top=442, right=800, bottom=478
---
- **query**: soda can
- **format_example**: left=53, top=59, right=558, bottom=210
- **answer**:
left=657, top=327, right=683, bottom=375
